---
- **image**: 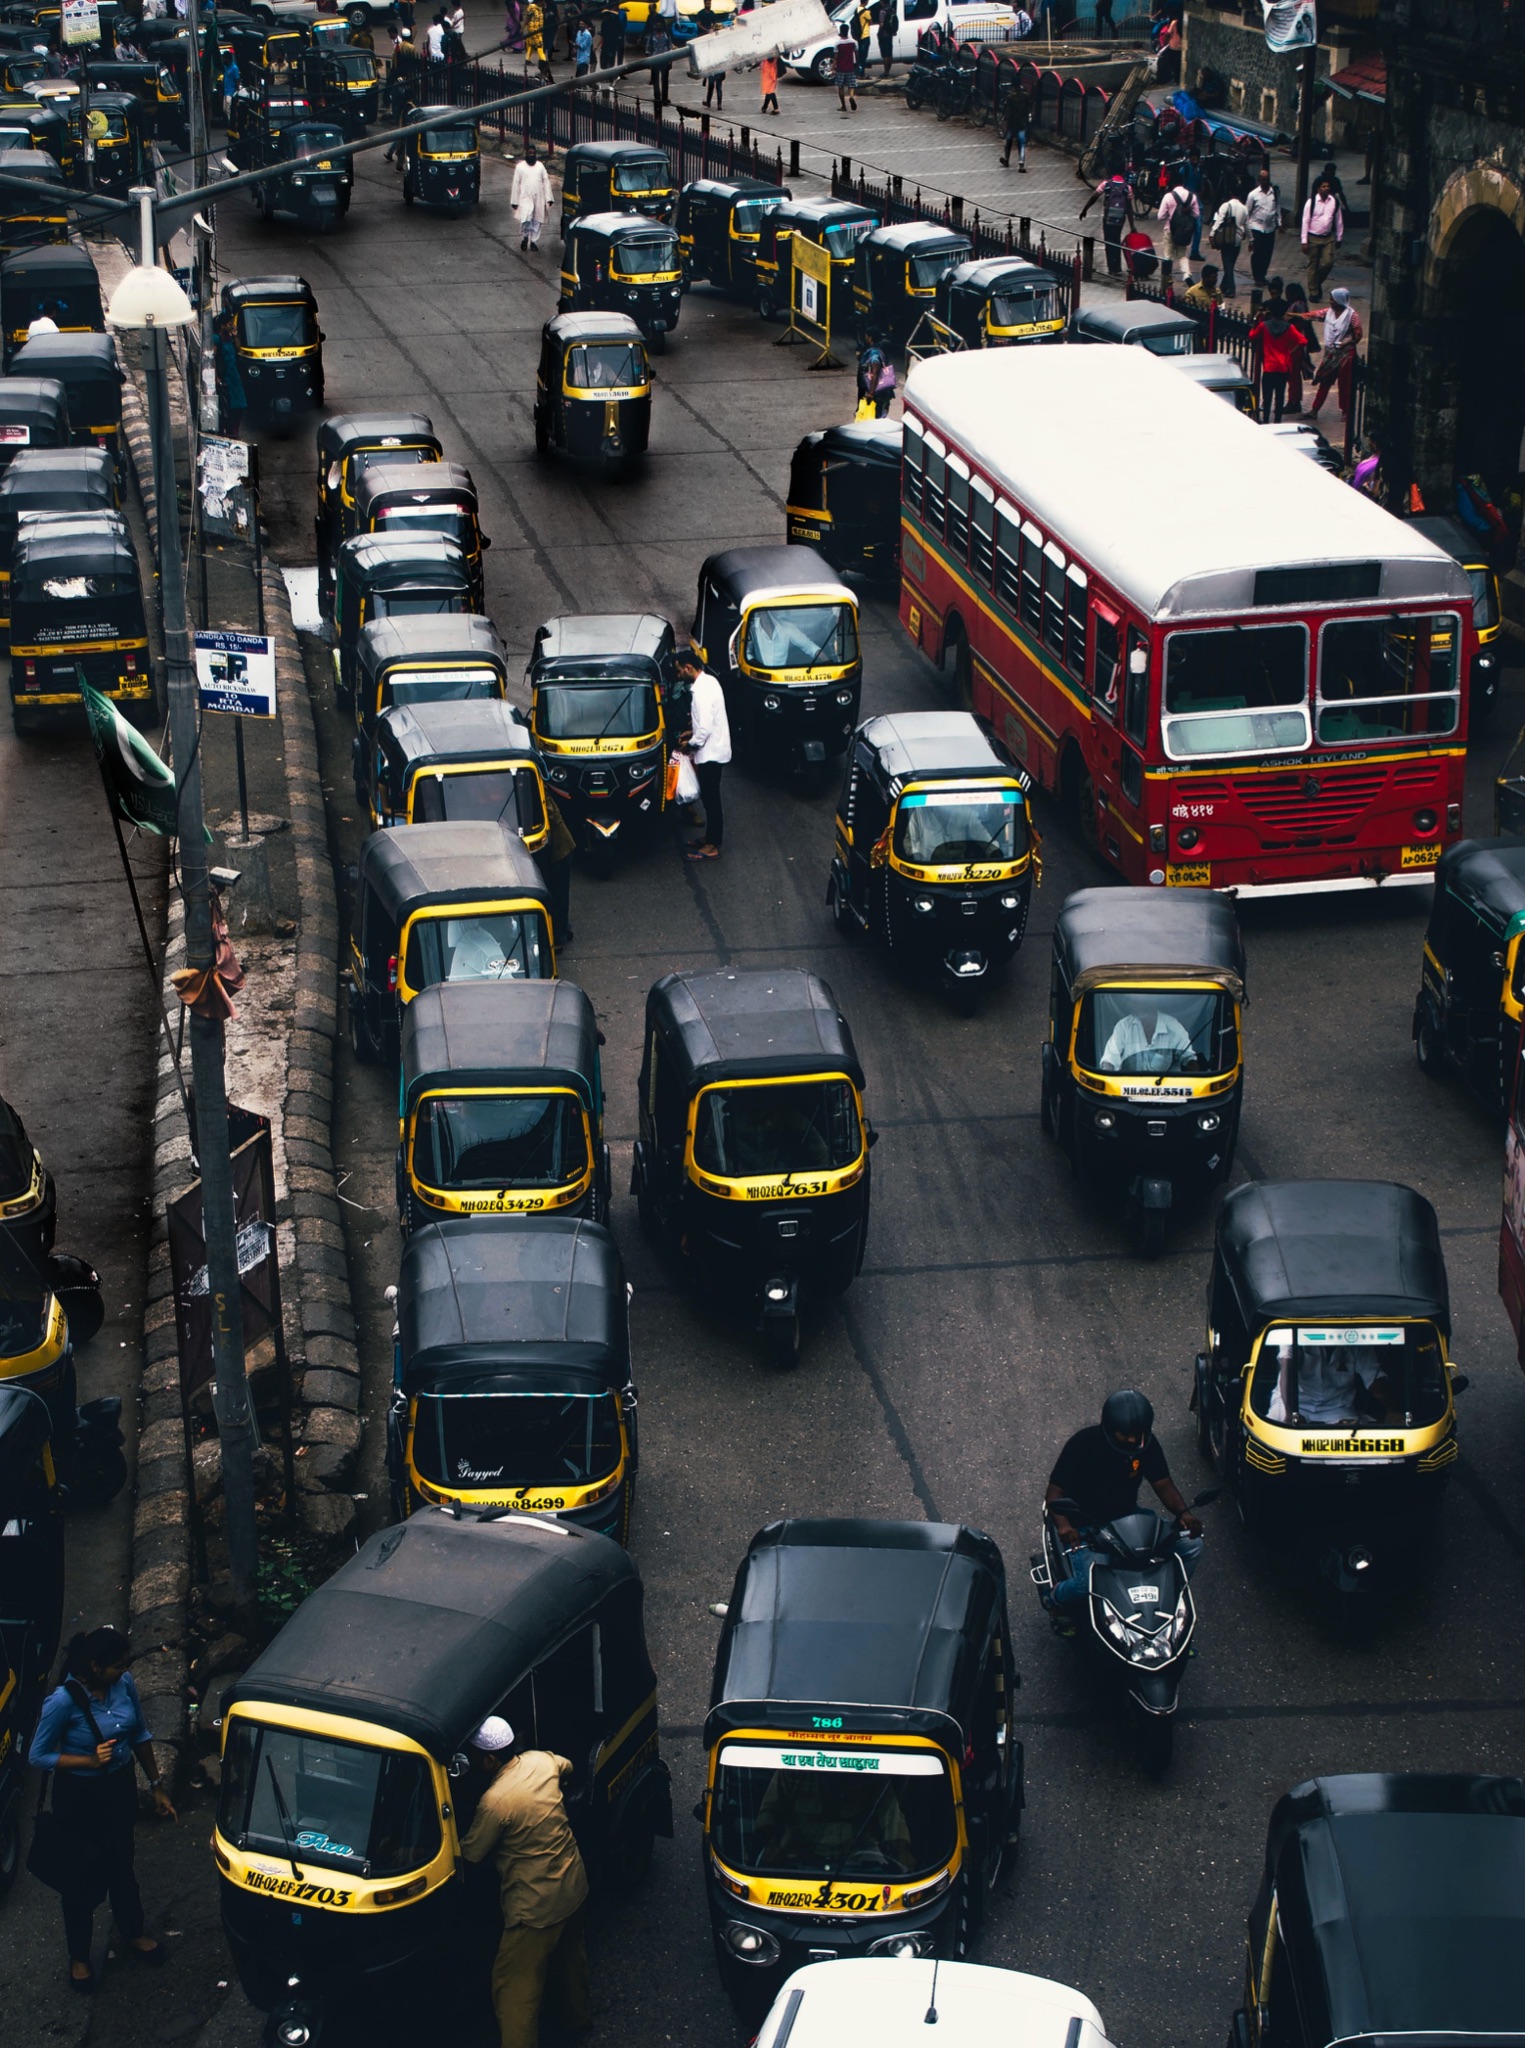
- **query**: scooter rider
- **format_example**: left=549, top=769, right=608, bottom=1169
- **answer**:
left=1046, top=1390, right=1202, bottom=1618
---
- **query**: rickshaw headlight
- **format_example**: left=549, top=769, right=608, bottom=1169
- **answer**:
left=835, top=690, right=853, bottom=705
left=912, top=897, right=934, bottom=914
left=546, top=763, right=570, bottom=785
left=1197, top=1113, right=1221, bottom=1133
left=723, top=1921, right=780, bottom=1964
left=1093, top=1109, right=1115, bottom=1130
left=762, top=695, right=780, bottom=711
left=1000, top=894, right=1020, bottom=910
left=277, top=2025, right=311, bottom=2048
left=1412, top=807, right=1437, bottom=834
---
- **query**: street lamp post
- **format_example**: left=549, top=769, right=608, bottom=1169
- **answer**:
left=107, top=193, right=260, bottom=1613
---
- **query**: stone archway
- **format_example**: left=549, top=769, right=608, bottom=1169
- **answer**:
left=1420, top=167, right=1525, bottom=496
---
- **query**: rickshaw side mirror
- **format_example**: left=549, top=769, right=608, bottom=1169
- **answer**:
left=866, top=1125, right=879, bottom=1148
left=482, top=536, right=491, bottom=548
left=447, top=1752, right=470, bottom=1779
left=691, top=1798, right=706, bottom=1823
left=1450, top=1374, right=1471, bottom=1394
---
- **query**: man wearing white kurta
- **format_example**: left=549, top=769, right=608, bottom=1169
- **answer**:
left=510, top=147, right=552, bottom=250
left=676, top=649, right=731, bottom=861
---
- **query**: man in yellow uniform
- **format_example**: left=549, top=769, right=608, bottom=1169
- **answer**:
left=461, top=1717, right=591, bottom=2048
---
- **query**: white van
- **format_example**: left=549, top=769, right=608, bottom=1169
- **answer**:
left=783, top=0, right=1022, bottom=84
left=752, top=1960, right=1116, bottom=2048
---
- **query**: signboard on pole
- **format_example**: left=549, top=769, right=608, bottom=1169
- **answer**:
left=781, top=233, right=843, bottom=370
left=196, top=630, right=276, bottom=718
left=62, top=0, right=100, bottom=44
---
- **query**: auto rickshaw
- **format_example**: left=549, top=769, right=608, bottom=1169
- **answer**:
left=349, top=612, right=511, bottom=800
left=0, top=50, right=46, bottom=94
left=370, top=701, right=545, bottom=847
left=225, top=17, right=310, bottom=80
left=220, top=275, right=324, bottom=426
left=786, top=418, right=902, bottom=585
left=252, top=114, right=348, bottom=230
left=8, top=328, right=122, bottom=463
left=1407, top=512, right=1503, bottom=727
left=533, top=312, right=651, bottom=475
left=216, top=1511, right=671, bottom=2040
left=226, top=86, right=314, bottom=168
left=9, top=510, right=151, bottom=733
left=396, top=977, right=610, bottom=1233
left=1194, top=1180, right=1463, bottom=1604
left=633, top=967, right=874, bottom=1368
left=400, top=106, right=480, bottom=212
left=1230, top=1773, right=1525, bottom=2048
left=1068, top=299, right=1197, bottom=353
left=622, top=0, right=736, bottom=38
left=314, top=409, right=441, bottom=597
left=0, top=147, right=65, bottom=253
left=0, top=372, right=66, bottom=474
left=854, top=222, right=971, bottom=349
left=691, top=545, right=861, bottom=776
left=1412, top=836, right=1525, bottom=1112
left=935, top=256, right=1064, bottom=348
left=829, top=711, right=1038, bottom=1004
left=751, top=196, right=878, bottom=324
left=306, top=39, right=378, bottom=131
left=347, top=821, right=556, bottom=1065
left=81, top=54, right=187, bottom=145
left=0, top=97, right=66, bottom=166
left=0, top=444, right=115, bottom=642
left=61, top=88, right=143, bottom=194
left=1041, top=888, right=1244, bottom=1254
left=525, top=611, right=676, bottom=872
left=559, top=213, right=682, bottom=348
left=390, top=1215, right=636, bottom=1534
left=559, top=138, right=674, bottom=235
left=701, top=1517, right=1021, bottom=2015
left=352, top=460, right=486, bottom=612
left=0, top=1087, right=54, bottom=1266
left=1, top=242, right=102, bottom=364
left=0, top=1379, right=64, bottom=1892
left=677, top=175, right=790, bottom=296
left=331, top=533, right=473, bottom=706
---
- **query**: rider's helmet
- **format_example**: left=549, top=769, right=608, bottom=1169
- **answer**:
left=1100, top=1388, right=1154, bottom=1453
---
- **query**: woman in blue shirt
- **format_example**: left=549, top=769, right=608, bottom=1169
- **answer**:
left=29, top=1625, right=177, bottom=1992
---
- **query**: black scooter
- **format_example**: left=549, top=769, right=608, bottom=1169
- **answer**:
left=1032, top=1490, right=1217, bottom=1775
left=903, top=29, right=952, bottom=112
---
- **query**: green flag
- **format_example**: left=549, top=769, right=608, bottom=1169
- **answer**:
left=82, top=682, right=181, bottom=838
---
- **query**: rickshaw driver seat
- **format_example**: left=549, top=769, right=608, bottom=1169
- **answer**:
left=753, top=1775, right=914, bottom=1871
left=1096, top=1004, right=1194, bottom=1073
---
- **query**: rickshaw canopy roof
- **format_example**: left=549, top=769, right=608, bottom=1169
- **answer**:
left=0, top=146, right=60, bottom=182
left=707, top=1518, right=1004, bottom=1743
left=1071, top=299, right=1197, bottom=342
left=1217, top=1180, right=1449, bottom=1334
left=316, top=409, right=437, bottom=461
left=1261, top=1773, right=1525, bottom=2046
left=701, top=544, right=854, bottom=610
left=1054, top=886, right=1245, bottom=997
left=1406, top=514, right=1490, bottom=570
left=0, top=1379, right=52, bottom=1481
left=812, top=418, right=902, bottom=468
left=530, top=608, right=671, bottom=678
left=569, top=210, right=676, bottom=244
left=865, top=220, right=969, bottom=255
left=222, top=272, right=316, bottom=311
left=354, top=459, right=476, bottom=523
left=357, top=611, right=508, bottom=682
left=1429, top=837, right=1525, bottom=927
left=566, top=138, right=668, bottom=169
left=649, top=967, right=863, bottom=1092
left=0, top=373, right=66, bottom=427
left=544, top=309, right=647, bottom=349
left=14, top=521, right=133, bottom=581
left=398, top=1215, right=627, bottom=1388
left=946, top=255, right=1058, bottom=293
left=380, top=697, right=534, bottom=776
left=401, top=976, right=600, bottom=1104
left=777, top=197, right=876, bottom=228
left=336, top=529, right=469, bottom=588
left=0, top=445, right=112, bottom=500
left=1, top=242, right=100, bottom=290
left=9, top=329, right=121, bottom=388
left=224, top=1509, right=643, bottom=1759
left=857, top=709, right=1023, bottom=791
left=683, top=174, right=788, bottom=201
left=360, top=819, right=550, bottom=926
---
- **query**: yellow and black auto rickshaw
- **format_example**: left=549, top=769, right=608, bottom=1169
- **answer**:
left=0, top=241, right=102, bottom=364
left=0, top=1379, right=64, bottom=1892
left=0, top=1086, right=55, bottom=1267
left=701, top=1517, right=1021, bottom=2017
left=830, top=711, right=1038, bottom=1005
left=1406, top=512, right=1504, bottom=728
left=0, top=1208, right=120, bottom=1504
left=0, top=147, right=66, bottom=254
left=306, top=39, right=380, bottom=133
left=934, top=256, right=1064, bottom=349
left=349, top=612, right=511, bottom=806
left=215, top=1511, right=671, bottom=2039
left=559, top=213, right=682, bottom=349
left=370, top=700, right=547, bottom=847
left=634, top=968, right=874, bottom=1368
left=314, top=409, right=441, bottom=602
left=1194, top=1179, right=1464, bottom=1607
left=691, top=544, right=861, bottom=776
left=390, top=1215, right=636, bottom=1535
left=0, top=444, right=116, bottom=644
left=351, top=460, right=487, bottom=613
left=786, top=418, right=902, bottom=586
left=220, top=275, right=324, bottom=426
left=559, top=138, right=674, bottom=235
left=62, top=88, right=144, bottom=194
left=526, top=610, right=677, bottom=872
left=0, top=98, right=66, bottom=168
left=533, top=312, right=651, bottom=475
left=347, top=820, right=556, bottom=1065
left=751, top=196, right=878, bottom=324
left=396, top=977, right=609, bottom=1234
left=9, top=510, right=151, bottom=733
left=400, top=105, right=479, bottom=213
left=1412, top=836, right=1525, bottom=1113
left=0, top=373, right=67, bottom=474
left=8, top=328, right=123, bottom=465
left=330, top=532, right=474, bottom=706
left=677, top=175, right=790, bottom=297
left=854, top=221, right=971, bottom=350
left=80, top=53, right=188, bottom=147
left=1041, top=887, right=1245, bottom=1256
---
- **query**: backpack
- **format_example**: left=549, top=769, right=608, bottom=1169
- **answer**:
left=1166, top=189, right=1194, bottom=246
left=1101, top=179, right=1129, bottom=226
left=1211, top=205, right=1239, bottom=251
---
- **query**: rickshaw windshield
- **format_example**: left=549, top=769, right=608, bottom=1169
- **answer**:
left=742, top=602, right=857, bottom=671
left=412, top=1390, right=621, bottom=1490
left=219, top=1721, right=440, bottom=1880
left=82, top=110, right=129, bottom=138
left=609, top=233, right=677, bottom=277
left=822, top=218, right=876, bottom=258
left=348, top=446, right=433, bottom=489
left=331, top=51, right=377, bottom=77
left=693, top=1080, right=862, bottom=1178
left=411, top=765, right=545, bottom=834
left=990, top=285, right=1055, bottom=326
left=613, top=159, right=665, bottom=193
left=732, top=198, right=782, bottom=235
left=1470, top=567, right=1499, bottom=631
left=537, top=681, right=658, bottom=739
left=713, top=1743, right=956, bottom=1880
left=567, top=342, right=646, bottom=389
left=422, top=123, right=475, bottom=152
left=237, top=303, right=310, bottom=348
left=404, top=910, right=548, bottom=989
left=384, top=663, right=501, bottom=707
left=1140, top=327, right=1194, bottom=355
left=894, top=788, right=1027, bottom=865
left=0, top=1232, right=48, bottom=1355
left=1249, top=1323, right=1448, bottom=1430
left=412, top=1091, right=587, bottom=1189
left=372, top=590, right=466, bottom=619
left=375, top=504, right=475, bottom=547
left=1078, top=987, right=1232, bottom=1077
left=910, top=248, right=965, bottom=289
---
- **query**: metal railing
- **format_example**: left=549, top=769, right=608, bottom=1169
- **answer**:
left=829, top=156, right=1090, bottom=300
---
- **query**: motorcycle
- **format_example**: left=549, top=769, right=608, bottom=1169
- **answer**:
left=935, top=49, right=977, bottom=121
left=1031, top=1489, right=1218, bottom=1775
left=903, top=28, right=953, bottom=113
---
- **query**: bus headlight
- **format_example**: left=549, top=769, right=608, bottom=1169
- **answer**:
left=723, top=1922, right=780, bottom=1964
left=1412, top=807, right=1437, bottom=834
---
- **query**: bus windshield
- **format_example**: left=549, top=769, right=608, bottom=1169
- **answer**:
left=1078, top=987, right=1233, bottom=1077
left=218, top=1721, right=440, bottom=1880
left=404, top=910, right=547, bottom=989
left=742, top=602, right=857, bottom=671
left=410, top=765, right=545, bottom=835
left=412, top=1090, right=587, bottom=1189
left=412, top=1390, right=622, bottom=1491
left=693, top=1080, right=862, bottom=1179
left=1162, top=624, right=1309, bottom=760
left=1316, top=615, right=1460, bottom=744
left=237, top=302, right=310, bottom=348
left=713, top=1743, right=956, bottom=1881
left=1249, top=1323, right=1447, bottom=1430
left=536, top=681, right=658, bottom=740
left=894, top=787, right=1027, bottom=865
left=610, top=232, right=677, bottom=277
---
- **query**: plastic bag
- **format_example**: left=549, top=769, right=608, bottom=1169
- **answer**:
left=673, top=751, right=700, bottom=804
left=854, top=397, right=876, bottom=421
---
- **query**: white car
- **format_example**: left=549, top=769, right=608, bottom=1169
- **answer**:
left=784, top=0, right=1022, bottom=83
left=752, top=1959, right=1116, bottom=2048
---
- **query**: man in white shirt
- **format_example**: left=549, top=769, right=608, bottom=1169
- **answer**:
left=675, top=649, right=731, bottom=862
left=1244, top=165, right=1281, bottom=288
left=1300, top=177, right=1344, bottom=302
left=1209, top=191, right=1248, bottom=298
left=1266, top=1343, right=1388, bottom=1427
left=1098, top=1004, right=1193, bottom=1074
left=425, top=13, right=447, bottom=58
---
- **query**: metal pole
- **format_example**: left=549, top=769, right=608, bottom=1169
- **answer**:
left=133, top=185, right=260, bottom=1614
left=1293, top=34, right=1317, bottom=224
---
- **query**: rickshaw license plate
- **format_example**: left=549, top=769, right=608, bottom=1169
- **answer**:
left=1401, top=843, right=1441, bottom=869
left=1166, top=862, right=1211, bottom=887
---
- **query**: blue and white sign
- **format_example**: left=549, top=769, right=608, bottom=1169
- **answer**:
left=195, top=630, right=276, bottom=718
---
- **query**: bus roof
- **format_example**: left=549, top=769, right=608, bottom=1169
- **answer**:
left=903, top=349, right=1471, bottom=621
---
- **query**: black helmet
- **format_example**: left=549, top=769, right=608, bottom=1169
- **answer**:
left=1101, top=1389, right=1154, bottom=1451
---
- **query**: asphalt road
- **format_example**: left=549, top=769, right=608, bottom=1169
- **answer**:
left=11, top=98, right=1523, bottom=2048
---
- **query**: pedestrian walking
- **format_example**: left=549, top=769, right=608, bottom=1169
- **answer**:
left=1248, top=297, right=1299, bottom=421
left=1156, top=172, right=1199, bottom=283
left=522, top=0, right=553, bottom=77
left=1300, top=175, right=1344, bottom=302
left=1180, top=144, right=1204, bottom=261
left=855, top=0, right=872, bottom=74
left=1349, top=431, right=1381, bottom=497
left=445, top=1, right=466, bottom=59
left=1309, top=286, right=1361, bottom=420
left=572, top=16, right=591, bottom=71
left=598, top=0, right=622, bottom=66
left=999, top=77, right=1032, bottom=169
left=675, top=649, right=730, bottom=861
left=877, top=0, right=897, bottom=75
left=1079, top=167, right=1134, bottom=275
left=27, top=1627, right=177, bottom=1994
left=1012, top=3, right=1033, bottom=31
left=220, top=48, right=239, bottom=114
left=646, top=14, right=671, bottom=100
left=1094, top=0, right=1114, bottom=33
left=461, top=1719, right=591, bottom=2048
left=833, top=21, right=857, bottom=112
left=424, top=11, right=446, bottom=58
left=1244, top=164, right=1280, bottom=287
left=213, top=312, right=247, bottom=434
left=704, top=63, right=725, bottom=106
left=1181, top=262, right=1219, bottom=314
left=857, top=330, right=886, bottom=410
left=1208, top=190, right=1247, bottom=296
left=511, top=143, right=552, bottom=248
left=759, top=49, right=778, bottom=112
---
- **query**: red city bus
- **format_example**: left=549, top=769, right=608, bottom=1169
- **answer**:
left=896, top=349, right=1476, bottom=897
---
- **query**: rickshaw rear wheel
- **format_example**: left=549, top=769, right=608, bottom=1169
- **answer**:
left=829, top=877, right=857, bottom=936
left=1039, top=1084, right=1056, bottom=1138
left=403, top=175, right=415, bottom=205
left=763, top=1314, right=801, bottom=1371
left=1413, top=998, right=1446, bottom=1077
left=0, top=1806, right=20, bottom=1898
left=347, top=995, right=377, bottom=1066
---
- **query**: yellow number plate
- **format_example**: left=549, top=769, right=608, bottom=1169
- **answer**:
left=1166, top=862, right=1211, bottom=887
left=1401, top=843, right=1441, bottom=869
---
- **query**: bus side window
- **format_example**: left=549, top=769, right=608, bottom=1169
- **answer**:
left=923, top=433, right=947, bottom=535
left=1065, top=564, right=1088, bottom=686
left=971, top=477, right=994, bottom=585
left=1042, top=543, right=1067, bottom=659
left=1019, top=521, right=1043, bottom=634
left=994, top=501, right=1021, bottom=614
left=1124, top=626, right=1150, bottom=747
left=1093, top=608, right=1121, bottom=718
left=902, top=418, right=923, bottom=515
left=946, top=454, right=970, bottom=562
